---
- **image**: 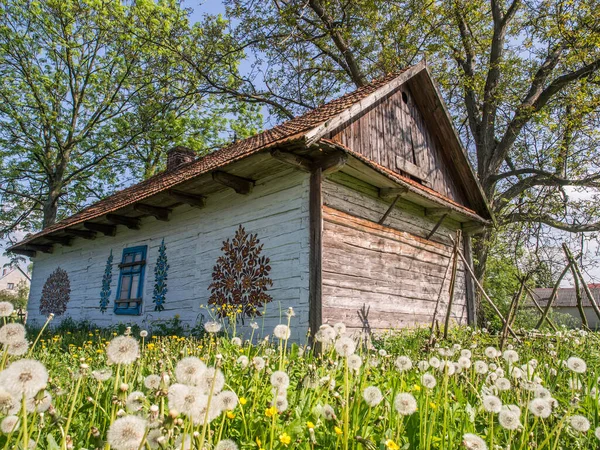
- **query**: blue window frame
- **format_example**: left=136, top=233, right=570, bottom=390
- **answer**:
left=114, top=246, right=147, bottom=315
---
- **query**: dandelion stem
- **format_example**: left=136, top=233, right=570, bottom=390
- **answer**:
left=28, top=313, right=54, bottom=355
left=63, top=373, right=83, bottom=450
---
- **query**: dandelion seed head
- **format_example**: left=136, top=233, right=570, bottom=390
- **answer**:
left=252, top=356, right=266, bottom=371
left=237, top=355, right=249, bottom=368
left=421, top=373, right=437, bottom=389
left=273, top=324, right=291, bottom=340
left=0, top=388, right=16, bottom=415
left=428, top=357, right=441, bottom=368
left=569, top=415, right=590, bottom=433
left=198, top=367, right=225, bottom=394
left=0, top=359, right=48, bottom=397
left=495, top=377, right=511, bottom=391
left=333, top=322, right=346, bottom=335
left=503, top=350, right=519, bottom=364
left=146, top=429, right=163, bottom=449
left=231, top=337, right=242, bottom=347
left=474, top=361, right=488, bottom=374
left=92, top=368, right=112, bottom=382
left=498, top=409, right=520, bottom=430
left=417, top=360, right=430, bottom=371
left=216, top=391, right=238, bottom=411
left=6, top=339, right=28, bottom=356
left=566, top=357, right=586, bottom=374
left=461, top=349, right=472, bottom=359
left=482, top=395, right=502, bottom=413
left=126, top=391, right=145, bottom=413
left=334, top=336, right=356, bottom=357
left=462, top=433, right=487, bottom=450
left=204, top=321, right=222, bottom=333
left=484, top=347, right=499, bottom=359
left=215, top=439, right=239, bottom=450
left=395, top=356, right=413, bottom=371
left=144, top=375, right=161, bottom=390
left=107, top=415, right=147, bottom=450
left=322, top=404, right=335, bottom=420
left=0, top=415, right=19, bottom=434
left=175, top=357, right=207, bottom=386
left=594, top=427, right=600, bottom=440
left=106, top=336, right=140, bottom=365
left=0, top=302, right=14, bottom=317
left=528, top=398, right=552, bottom=418
left=0, top=323, right=25, bottom=345
left=458, top=356, right=471, bottom=369
left=347, top=354, right=362, bottom=371
left=270, top=371, right=290, bottom=390
left=273, top=395, right=288, bottom=412
left=362, top=386, right=383, bottom=407
left=393, top=393, right=417, bottom=415
left=315, top=325, right=336, bottom=344
left=139, top=330, right=148, bottom=338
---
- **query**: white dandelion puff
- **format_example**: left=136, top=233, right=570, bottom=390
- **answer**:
left=474, top=361, right=488, bottom=374
left=0, top=323, right=25, bottom=345
left=484, top=347, right=499, bottom=359
left=594, top=427, right=600, bottom=440
left=237, top=356, right=249, bottom=368
left=421, top=373, right=437, bottom=389
left=395, top=356, right=413, bottom=372
left=429, top=357, right=441, bottom=368
left=273, top=396, right=288, bottom=412
left=334, top=336, right=356, bottom=357
left=215, top=440, right=239, bottom=450
left=528, top=398, right=552, bottom=418
left=216, top=391, right=238, bottom=411
left=270, top=371, right=290, bottom=391
left=417, top=360, right=430, bottom=371
left=566, top=357, right=587, bottom=374
left=139, top=330, right=148, bottom=338
left=0, top=359, right=48, bottom=397
left=146, top=429, right=164, bottom=449
left=126, top=391, right=145, bottom=413
left=273, top=324, right=291, bottom=340
left=107, top=415, right=147, bottom=450
left=6, top=339, right=28, bottom=356
left=569, top=415, right=590, bottom=433
left=252, top=356, right=266, bottom=371
left=321, top=404, right=336, bottom=420
left=482, top=395, right=502, bottom=413
left=106, top=336, right=140, bottom=365
left=461, top=349, right=472, bottom=359
left=0, top=388, right=16, bottom=414
left=231, top=337, right=242, bottom=347
left=144, top=375, right=161, bottom=390
left=394, top=393, right=417, bottom=416
left=0, top=302, right=14, bottom=317
left=347, top=354, right=362, bottom=372
left=204, top=321, right=222, bottom=333
left=362, top=386, right=383, bottom=407
left=0, top=415, right=19, bottom=434
left=333, top=322, right=347, bottom=336
left=458, top=357, right=471, bottom=369
left=25, top=390, right=52, bottom=413
left=175, top=357, right=207, bottom=386
left=198, top=367, right=225, bottom=394
left=495, top=377, right=511, bottom=391
left=92, top=368, right=112, bottom=382
left=462, top=433, right=487, bottom=450
left=498, top=409, right=520, bottom=430
left=502, top=350, right=519, bottom=364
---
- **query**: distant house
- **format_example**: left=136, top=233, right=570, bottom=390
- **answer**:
left=0, top=267, right=30, bottom=297
left=531, top=287, right=600, bottom=330
left=9, top=61, right=492, bottom=338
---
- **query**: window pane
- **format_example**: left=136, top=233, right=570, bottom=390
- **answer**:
left=120, top=276, right=131, bottom=299
left=124, top=253, right=134, bottom=264
left=130, top=274, right=140, bottom=299
left=134, top=252, right=143, bottom=262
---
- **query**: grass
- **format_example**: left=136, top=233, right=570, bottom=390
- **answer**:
left=0, top=310, right=599, bottom=450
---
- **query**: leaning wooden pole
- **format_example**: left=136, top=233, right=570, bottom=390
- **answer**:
left=500, top=277, right=526, bottom=350
left=443, top=232, right=460, bottom=339
left=452, top=239, right=520, bottom=341
left=563, top=243, right=600, bottom=321
left=535, top=263, right=570, bottom=330
left=522, top=284, right=558, bottom=332
left=571, top=264, right=589, bottom=328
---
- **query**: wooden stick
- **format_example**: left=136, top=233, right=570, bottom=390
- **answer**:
left=378, top=195, right=401, bottom=225
left=571, top=266, right=589, bottom=328
left=451, top=239, right=520, bottom=341
left=534, top=262, right=570, bottom=329
left=522, top=284, right=558, bottom=331
left=428, top=238, right=458, bottom=346
left=500, top=277, right=526, bottom=350
left=563, top=243, right=600, bottom=321
left=443, top=231, right=460, bottom=338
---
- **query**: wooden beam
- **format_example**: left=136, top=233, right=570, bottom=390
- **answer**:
left=45, top=235, right=73, bottom=246
left=168, top=190, right=206, bottom=208
left=463, top=234, right=477, bottom=325
left=378, top=195, right=401, bottom=225
left=309, top=168, right=323, bottom=339
left=270, top=149, right=313, bottom=172
left=64, top=228, right=97, bottom=240
left=379, top=187, right=408, bottom=199
left=106, top=214, right=141, bottom=230
left=212, top=171, right=254, bottom=195
left=9, top=248, right=36, bottom=258
left=425, top=207, right=450, bottom=217
left=426, top=213, right=448, bottom=240
left=316, top=152, right=348, bottom=175
left=134, top=203, right=171, bottom=221
left=23, top=243, right=53, bottom=254
left=461, top=221, right=486, bottom=235
left=84, top=222, right=117, bottom=236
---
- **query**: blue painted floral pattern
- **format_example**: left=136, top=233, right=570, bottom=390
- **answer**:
left=99, top=251, right=113, bottom=313
left=153, top=239, right=169, bottom=311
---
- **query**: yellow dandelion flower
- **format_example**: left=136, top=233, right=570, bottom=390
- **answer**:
left=307, top=421, right=315, bottom=429
left=413, top=384, right=421, bottom=392
left=334, top=426, right=343, bottom=435
left=239, top=397, right=247, bottom=406
left=265, top=406, right=278, bottom=417
left=429, top=402, right=437, bottom=409
left=227, top=411, right=235, bottom=419
left=385, top=439, right=400, bottom=450
left=279, top=433, right=291, bottom=445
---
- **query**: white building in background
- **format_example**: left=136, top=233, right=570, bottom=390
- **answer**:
left=531, top=286, right=600, bottom=330
left=0, top=266, right=30, bottom=296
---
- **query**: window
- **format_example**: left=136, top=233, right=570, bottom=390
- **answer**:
left=7, top=283, right=14, bottom=290
left=115, top=246, right=147, bottom=315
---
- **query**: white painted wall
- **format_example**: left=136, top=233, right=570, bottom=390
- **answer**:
left=27, top=169, right=311, bottom=341
left=0, top=268, right=29, bottom=295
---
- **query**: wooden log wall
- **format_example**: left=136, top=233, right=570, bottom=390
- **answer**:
left=26, top=169, right=311, bottom=340
left=327, top=85, right=469, bottom=206
left=321, top=175, right=468, bottom=332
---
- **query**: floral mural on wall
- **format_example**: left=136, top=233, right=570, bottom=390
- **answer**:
left=152, top=239, right=169, bottom=311
left=39, top=267, right=71, bottom=316
left=99, top=251, right=113, bottom=313
left=209, top=225, right=273, bottom=319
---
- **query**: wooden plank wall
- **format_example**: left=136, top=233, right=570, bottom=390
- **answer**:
left=327, top=86, right=468, bottom=206
left=321, top=176, right=468, bottom=332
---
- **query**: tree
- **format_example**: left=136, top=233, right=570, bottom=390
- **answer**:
left=205, top=0, right=600, bottom=310
left=0, top=0, right=261, bottom=241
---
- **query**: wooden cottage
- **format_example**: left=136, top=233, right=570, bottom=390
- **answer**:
left=9, top=62, right=492, bottom=338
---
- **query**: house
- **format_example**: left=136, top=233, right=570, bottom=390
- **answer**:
left=9, top=61, right=492, bottom=339
left=530, top=286, right=600, bottom=330
left=0, top=266, right=30, bottom=297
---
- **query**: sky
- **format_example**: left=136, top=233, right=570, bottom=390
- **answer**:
left=1, top=0, right=598, bottom=287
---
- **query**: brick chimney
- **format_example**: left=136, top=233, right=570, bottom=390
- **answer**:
left=166, top=146, right=196, bottom=171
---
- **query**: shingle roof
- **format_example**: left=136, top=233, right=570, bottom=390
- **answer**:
left=530, top=287, right=600, bottom=308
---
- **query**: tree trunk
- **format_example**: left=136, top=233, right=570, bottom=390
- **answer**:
left=42, top=186, right=61, bottom=229
left=472, top=229, right=492, bottom=327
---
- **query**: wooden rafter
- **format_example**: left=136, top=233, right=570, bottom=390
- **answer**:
left=23, top=243, right=53, bottom=254
left=316, top=152, right=348, bottom=175
left=106, top=214, right=141, bottom=230
left=168, top=190, right=206, bottom=208
left=45, top=235, right=73, bottom=246
left=425, top=207, right=450, bottom=217
left=10, top=248, right=36, bottom=258
left=212, top=171, right=254, bottom=195
left=64, top=228, right=97, bottom=240
left=270, top=149, right=313, bottom=172
left=379, top=187, right=408, bottom=199
left=134, top=203, right=171, bottom=221
left=84, top=222, right=117, bottom=236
